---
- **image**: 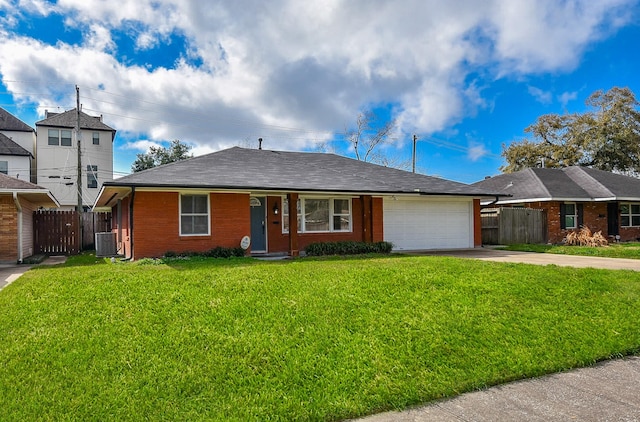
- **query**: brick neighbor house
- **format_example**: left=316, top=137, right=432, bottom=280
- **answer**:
left=471, top=166, right=640, bottom=243
left=93, top=147, right=499, bottom=259
left=0, top=173, right=59, bottom=263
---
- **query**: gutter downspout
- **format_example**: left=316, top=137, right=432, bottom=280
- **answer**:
left=13, top=192, right=23, bottom=263
left=487, top=195, right=500, bottom=206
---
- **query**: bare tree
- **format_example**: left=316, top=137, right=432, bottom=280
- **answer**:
left=347, top=111, right=396, bottom=163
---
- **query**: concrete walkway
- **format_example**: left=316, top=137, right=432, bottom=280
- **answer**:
left=355, top=356, right=640, bottom=421
left=414, top=248, right=640, bottom=271
left=0, top=256, right=67, bottom=291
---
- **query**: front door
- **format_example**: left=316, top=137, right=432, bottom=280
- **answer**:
left=608, top=202, right=619, bottom=237
left=250, top=197, right=267, bottom=252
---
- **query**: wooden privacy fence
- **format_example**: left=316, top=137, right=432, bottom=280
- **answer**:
left=34, top=210, right=111, bottom=255
left=481, top=207, right=547, bottom=245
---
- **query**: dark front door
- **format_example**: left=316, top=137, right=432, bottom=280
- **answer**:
left=250, top=197, right=267, bottom=252
left=607, top=202, right=619, bottom=237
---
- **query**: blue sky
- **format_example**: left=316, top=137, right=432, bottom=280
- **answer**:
left=0, top=0, right=639, bottom=183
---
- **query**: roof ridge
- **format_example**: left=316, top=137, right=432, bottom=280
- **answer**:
left=563, top=166, right=613, bottom=198
left=528, top=168, right=552, bottom=197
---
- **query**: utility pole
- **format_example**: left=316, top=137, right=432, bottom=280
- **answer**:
left=76, top=85, right=83, bottom=251
left=412, top=134, right=417, bottom=173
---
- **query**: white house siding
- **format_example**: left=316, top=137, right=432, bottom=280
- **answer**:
left=36, top=127, right=113, bottom=209
left=0, top=155, right=31, bottom=182
left=20, top=198, right=36, bottom=259
left=0, top=130, right=36, bottom=155
left=383, top=196, right=474, bottom=250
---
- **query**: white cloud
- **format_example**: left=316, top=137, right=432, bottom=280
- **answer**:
left=0, top=0, right=635, bottom=160
left=467, top=142, right=489, bottom=162
left=122, top=139, right=163, bottom=152
left=528, top=86, right=553, bottom=104
left=558, top=90, right=579, bottom=108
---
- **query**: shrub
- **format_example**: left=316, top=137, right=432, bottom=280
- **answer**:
left=305, top=241, right=394, bottom=256
left=163, top=247, right=245, bottom=259
left=564, top=226, right=609, bottom=247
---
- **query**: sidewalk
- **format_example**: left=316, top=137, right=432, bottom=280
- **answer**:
left=355, top=356, right=640, bottom=421
left=0, top=256, right=67, bottom=291
left=413, top=248, right=640, bottom=271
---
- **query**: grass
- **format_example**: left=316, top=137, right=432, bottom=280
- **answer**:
left=503, top=242, right=640, bottom=259
left=1, top=254, right=639, bottom=421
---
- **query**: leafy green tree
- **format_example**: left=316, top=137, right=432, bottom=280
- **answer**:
left=501, top=87, right=640, bottom=173
left=131, top=139, right=193, bottom=172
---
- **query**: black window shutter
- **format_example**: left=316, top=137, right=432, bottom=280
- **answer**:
left=577, top=204, right=584, bottom=228
left=560, top=203, right=567, bottom=230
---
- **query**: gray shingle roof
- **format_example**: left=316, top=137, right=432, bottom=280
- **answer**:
left=105, top=147, right=498, bottom=196
left=0, top=134, right=31, bottom=156
left=0, top=107, right=34, bottom=132
left=0, top=172, right=43, bottom=190
left=36, top=109, right=116, bottom=133
left=471, top=166, right=640, bottom=202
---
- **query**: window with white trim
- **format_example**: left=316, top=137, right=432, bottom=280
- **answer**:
left=0, top=161, right=7, bottom=175
left=620, top=203, right=640, bottom=227
left=47, top=129, right=72, bottom=146
left=564, top=202, right=578, bottom=229
left=86, top=165, right=98, bottom=188
left=92, top=132, right=100, bottom=145
left=180, top=194, right=210, bottom=236
left=282, top=197, right=352, bottom=233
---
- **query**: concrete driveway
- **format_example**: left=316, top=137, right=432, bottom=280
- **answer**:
left=413, top=248, right=640, bottom=271
left=0, top=256, right=67, bottom=291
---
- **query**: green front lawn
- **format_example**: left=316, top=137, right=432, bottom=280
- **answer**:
left=503, top=242, right=640, bottom=259
left=1, top=254, right=639, bottom=421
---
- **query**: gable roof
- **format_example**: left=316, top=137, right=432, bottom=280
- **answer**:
left=97, top=147, right=500, bottom=207
left=36, top=109, right=116, bottom=134
left=0, top=107, right=34, bottom=132
left=472, top=166, right=640, bottom=203
left=0, top=133, right=32, bottom=157
left=0, top=173, right=59, bottom=207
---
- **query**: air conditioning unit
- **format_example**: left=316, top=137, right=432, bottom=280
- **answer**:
left=95, top=232, right=117, bottom=257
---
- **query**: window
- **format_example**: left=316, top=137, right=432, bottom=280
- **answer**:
left=620, top=203, right=640, bottom=227
left=282, top=198, right=301, bottom=233
left=47, top=129, right=72, bottom=146
left=333, top=199, right=351, bottom=231
left=180, top=194, right=210, bottom=235
left=0, top=161, right=7, bottom=175
left=92, top=132, right=100, bottom=145
left=282, top=197, right=352, bottom=233
left=563, top=202, right=578, bottom=229
left=61, top=130, right=72, bottom=146
left=48, top=129, right=59, bottom=145
left=87, top=165, right=98, bottom=188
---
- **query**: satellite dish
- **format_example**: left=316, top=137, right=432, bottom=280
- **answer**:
left=240, top=235, right=251, bottom=250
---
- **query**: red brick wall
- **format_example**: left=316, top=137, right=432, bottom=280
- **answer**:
left=131, top=191, right=250, bottom=259
left=372, top=197, right=384, bottom=242
left=473, top=199, right=482, bottom=247
left=266, top=195, right=385, bottom=254
left=0, top=195, right=18, bottom=262
left=524, top=201, right=612, bottom=243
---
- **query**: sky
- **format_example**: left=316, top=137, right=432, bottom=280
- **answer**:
left=0, top=0, right=639, bottom=183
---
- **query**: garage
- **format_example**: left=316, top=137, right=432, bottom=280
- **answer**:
left=383, top=197, right=474, bottom=250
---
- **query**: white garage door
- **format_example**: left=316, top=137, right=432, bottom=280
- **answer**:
left=383, top=197, right=473, bottom=250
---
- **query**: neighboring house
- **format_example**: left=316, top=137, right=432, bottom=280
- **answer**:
left=0, top=107, right=36, bottom=183
left=94, top=147, right=499, bottom=259
left=472, top=166, right=640, bottom=243
left=0, top=134, right=32, bottom=182
left=35, top=109, right=116, bottom=210
left=0, top=173, right=59, bottom=263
